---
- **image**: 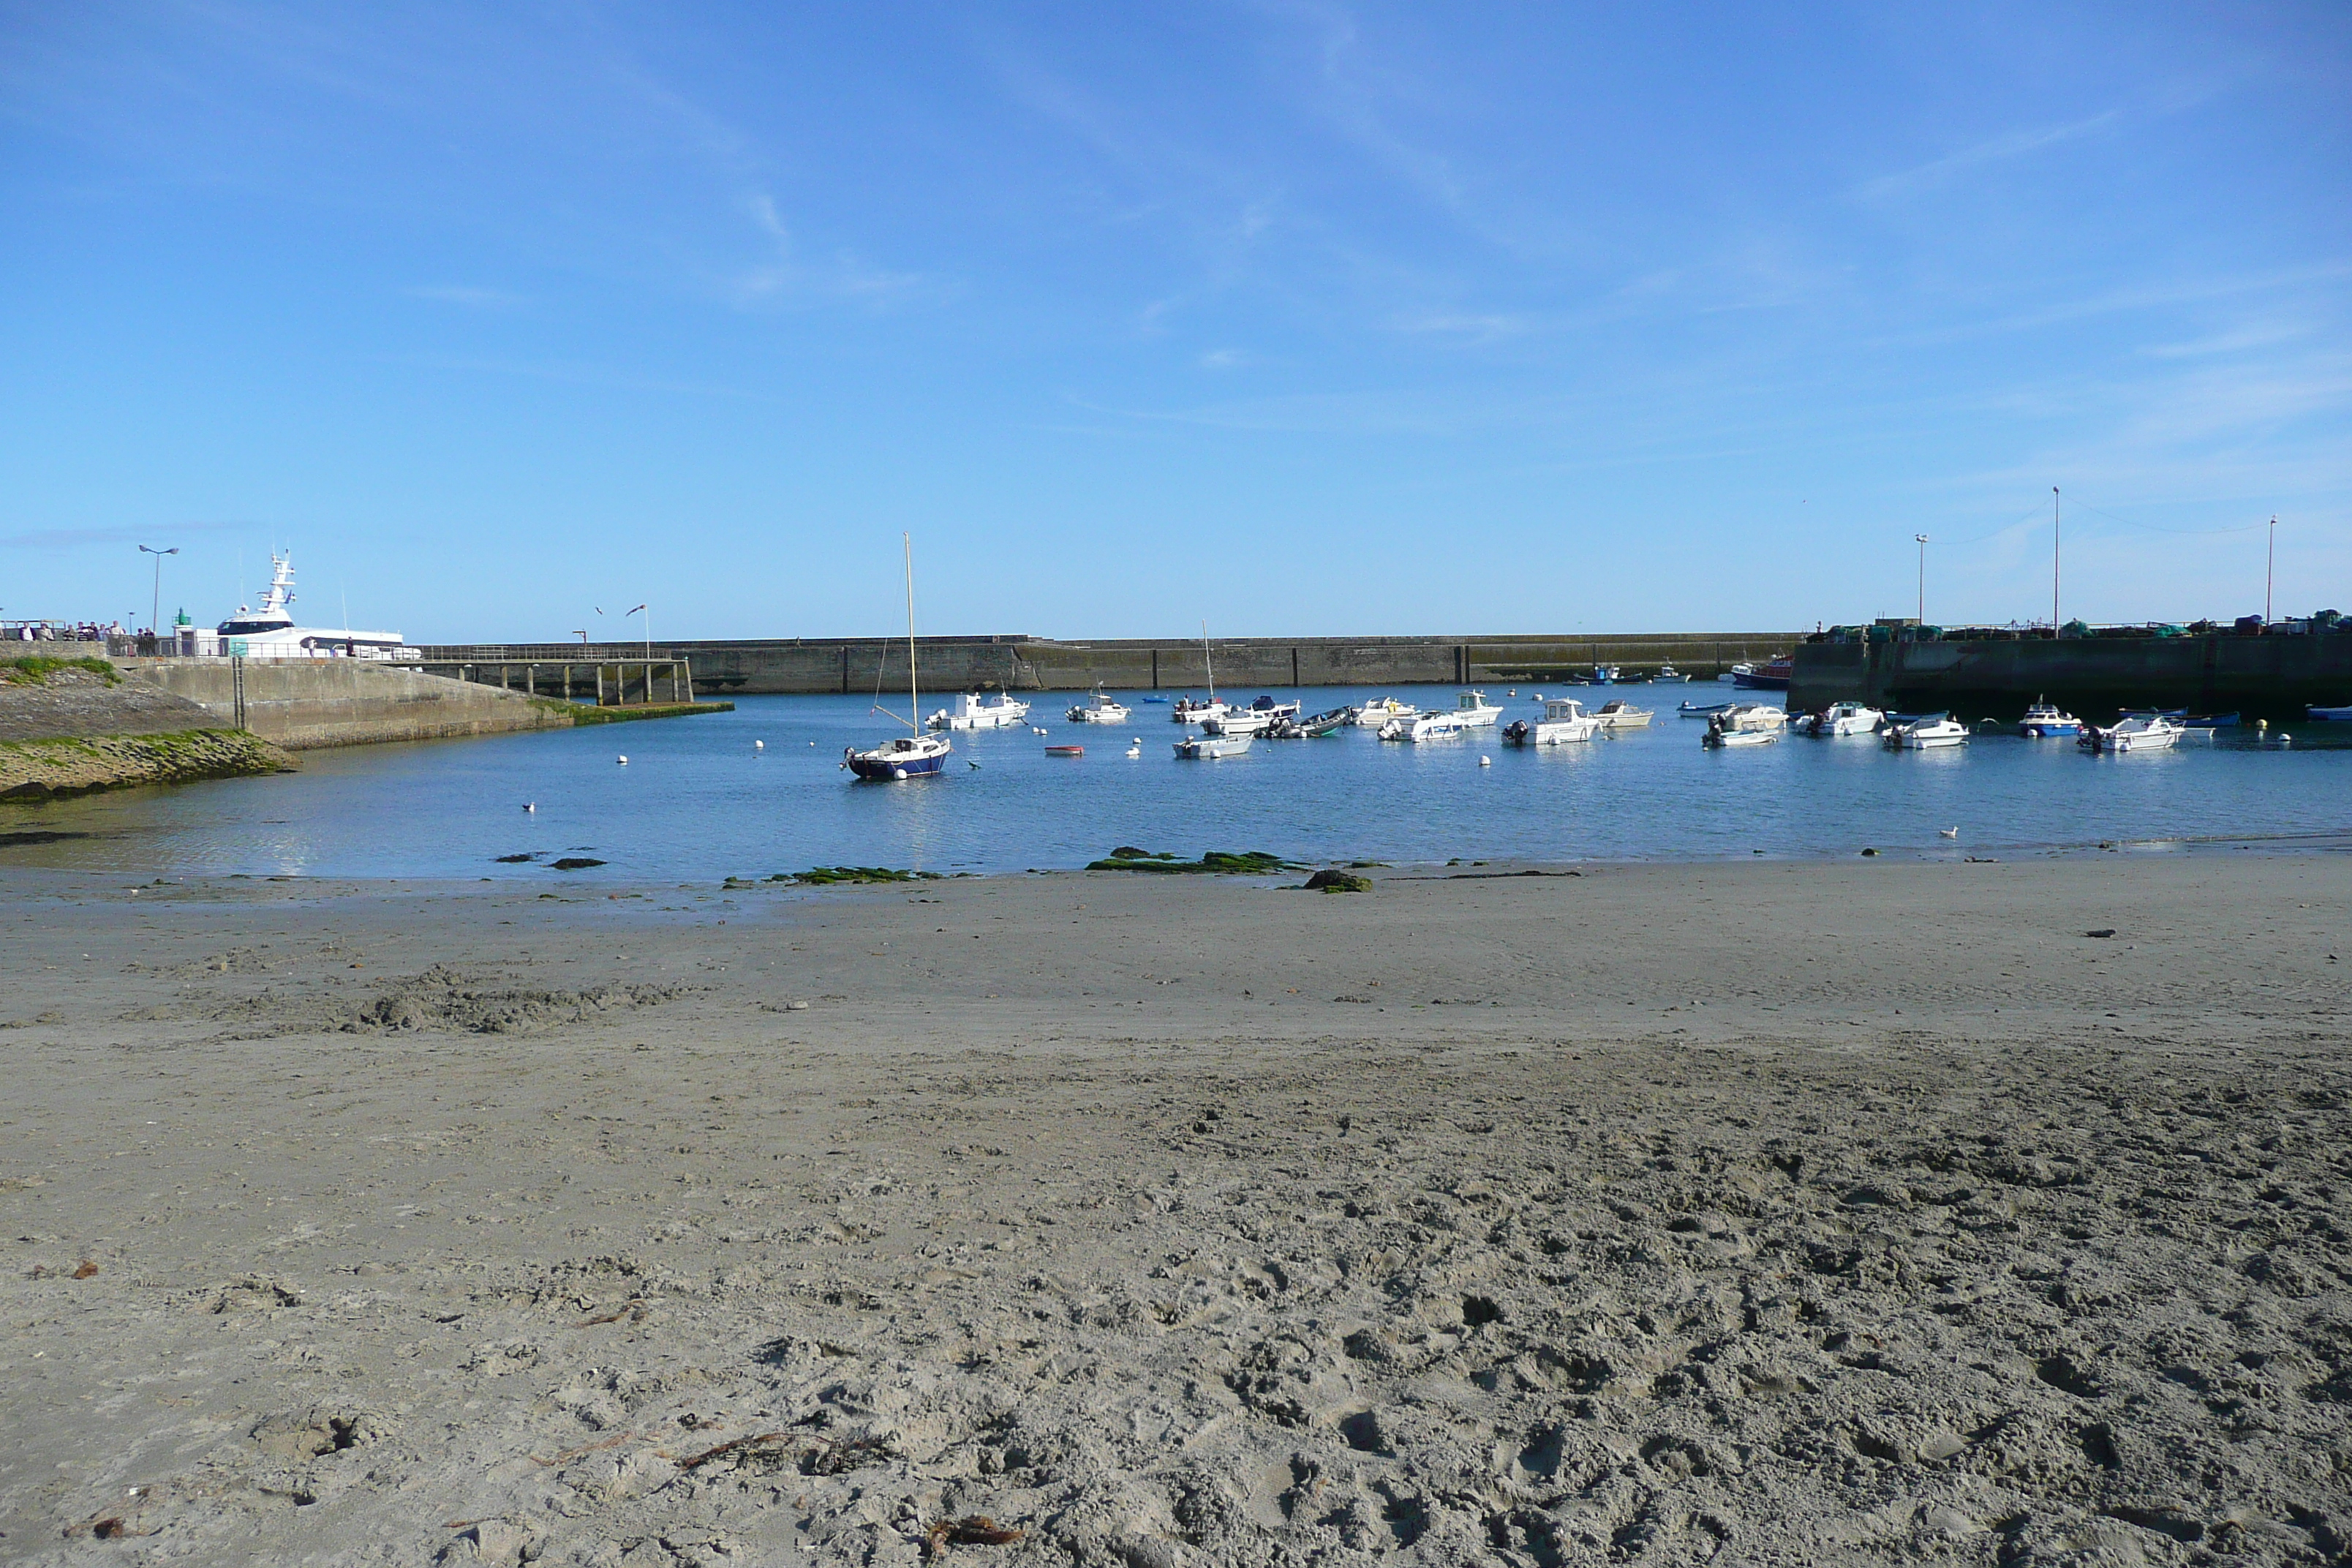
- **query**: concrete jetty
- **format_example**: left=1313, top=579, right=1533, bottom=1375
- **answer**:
left=1792, top=627, right=2352, bottom=720
left=417, top=632, right=1801, bottom=697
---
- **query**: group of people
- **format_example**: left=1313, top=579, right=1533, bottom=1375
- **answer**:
left=4, top=619, right=127, bottom=642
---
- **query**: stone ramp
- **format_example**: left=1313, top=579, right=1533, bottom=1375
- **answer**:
left=0, top=662, right=223, bottom=742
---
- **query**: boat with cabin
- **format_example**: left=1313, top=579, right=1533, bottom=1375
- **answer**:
left=2019, top=698, right=2082, bottom=739
left=1504, top=698, right=1600, bottom=746
left=1588, top=665, right=1621, bottom=685
left=846, top=535, right=952, bottom=782
left=1805, top=702, right=1884, bottom=737
left=1066, top=689, right=1131, bottom=724
left=1885, top=714, right=1970, bottom=750
left=213, top=552, right=416, bottom=660
left=1591, top=700, right=1654, bottom=731
left=2080, top=713, right=2181, bottom=753
left=929, top=690, right=1030, bottom=731
left=1353, top=697, right=1418, bottom=727
left=1452, top=690, right=1503, bottom=726
left=1379, top=710, right=1469, bottom=742
left=1730, top=656, right=1793, bottom=691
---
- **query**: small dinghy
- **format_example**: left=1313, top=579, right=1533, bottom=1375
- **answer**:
left=1046, top=745, right=1084, bottom=757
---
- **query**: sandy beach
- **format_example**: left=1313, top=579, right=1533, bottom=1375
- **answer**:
left=2, top=853, right=2347, bottom=1565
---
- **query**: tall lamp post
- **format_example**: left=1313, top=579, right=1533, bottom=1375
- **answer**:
left=2266, top=515, right=2277, bottom=624
left=1913, top=534, right=1929, bottom=624
left=139, top=545, right=178, bottom=641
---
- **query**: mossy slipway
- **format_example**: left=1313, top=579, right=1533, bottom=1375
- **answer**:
left=1, top=655, right=121, bottom=687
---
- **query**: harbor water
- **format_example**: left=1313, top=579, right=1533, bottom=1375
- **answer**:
left=4, top=687, right=2348, bottom=881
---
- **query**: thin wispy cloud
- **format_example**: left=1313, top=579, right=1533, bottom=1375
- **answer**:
left=725, top=193, right=936, bottom=309
left=403, top=284, right=524, bottom=308
left=1855, top=111, right=2122, bottom=200
left=1, top=519, right=254, bottom=551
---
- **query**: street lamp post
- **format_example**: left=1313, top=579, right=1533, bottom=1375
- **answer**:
left=1913, top=534, right=1929, bottom=624
left=2266, top=515, right=2277, bottom=624
left=139, top=546, right=178, bottom=643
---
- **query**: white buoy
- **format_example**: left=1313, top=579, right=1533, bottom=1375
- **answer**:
left=617, top=755, right=628, bottom=765
left=755, top=739, right=764, bottom=750
left=1480, top=755, right=1492, bottom=767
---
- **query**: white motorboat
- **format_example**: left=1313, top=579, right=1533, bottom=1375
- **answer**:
left=1886, top=715, right=1970, bottom=750
left=929, top=690, right=1030, bottom=731
left=1379, top=711, right=1469, bottom=742
left=1207, top=694, right=1301, bottom=736
left=1174, top=733, right=1253, bottom=759
left=1452, top=690, right=1503, bottom=726
left=1067, top=688, right=1131, bottom=724
left=846, top=535, right=952, bottom=782
left=1591, top=700, right=1654, bottom=731
left=214, top=551, right=416, bottom=660
left=1714, top=703, right=1787, bottom=734
left=1503, top=698, right=1599, bottom=746
left=2079, top=713, right=2181, bottom=753
left=1353, top=696, right=1418, bottom=727
left=1171, top=696, right=1229, bottom=725
left=2019, top=698, right=2082, bottom=738
left=1652, top=664, right=1692, bottom=683
left=2306, top=704, right=2352, bottom=722
left=1702, top=720, right=1779, bottom=748
left=1805, top=702, right=1884, bottom=737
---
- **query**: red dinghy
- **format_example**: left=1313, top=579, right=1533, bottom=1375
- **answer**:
left=1045, top=745, right=1084, bottom=757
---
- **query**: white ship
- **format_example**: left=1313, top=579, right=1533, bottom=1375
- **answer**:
left=216, top=554, right=415, bottom=659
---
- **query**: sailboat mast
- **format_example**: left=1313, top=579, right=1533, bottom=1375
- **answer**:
left=2052, top=487, right=2061, bottom=633
left=1202, top=619, right=1215, bottom=702
left=904, top=532, right=919, bottom=733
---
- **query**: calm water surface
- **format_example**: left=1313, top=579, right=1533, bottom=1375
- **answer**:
left=4, top=686, right=2347, bottom=881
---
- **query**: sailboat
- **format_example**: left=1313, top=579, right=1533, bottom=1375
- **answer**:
left=844, top=535, right=954, bottom=782
left=1169, top=622, right=1230, bottom=724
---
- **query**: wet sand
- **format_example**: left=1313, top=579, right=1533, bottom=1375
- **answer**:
left=1, top=855, right=2347, bottom=1565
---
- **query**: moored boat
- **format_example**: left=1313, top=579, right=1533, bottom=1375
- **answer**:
left=1045, top=745, right=1084, bottom=757
left=1703, top=712, right=1778, bottom=747
left=1588, top=664, right=1621, bottom=685
left=1679, top=699, right=1735, bottom=720
left=1171, top=696, right=1229, bottom=725
left=2019, top=698, right=2081, bottom=738
left=1297, top=706, right=1355, bottom=736
left=1452, top=690, right=1503, bottom=726
left=846, top=534, right=952, bottom=782
left=1885, top=714, right=1970, bottom=750
left=1591, top=699, right=1654, bottom=731
left=1504, top=698, right=1600, bottom=746
left=1804, top=702, right=1884, bottom=737
left=1730, top=656, right=1793, bottom=691
left=1067, top=688, right=1131, bottom=724
left=1174, top=733, right=1253, bottom=759
left=1353, top=697, right=1418, bottom=727
left=1379, top=711, right=1469, bottom=742
left=929, top=690, right=1030, bottom=730
left=2080, top=713, right=2181, bottom=753
left=2307, top=703, right=2352, bottom=722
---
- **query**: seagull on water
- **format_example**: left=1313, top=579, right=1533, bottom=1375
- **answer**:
left=1938, top=826, right=1959, bottom=839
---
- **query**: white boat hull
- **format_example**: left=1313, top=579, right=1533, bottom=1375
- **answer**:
left=1703, top=727, right=1777, bottom=747
left=1505, top=718, right=1599, bottom=745
left=1175, top=734, right=1253, bottom=758
left=1068, top=704, right=1131, bottom=724
left=1379, top=714, right=1468, bottom=742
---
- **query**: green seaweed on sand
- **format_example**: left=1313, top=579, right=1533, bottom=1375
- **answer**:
left=1301, top=870, right=1373, bottom=893
left=783, top=866, right=943, bottom=885
left=1086, top=848, right=1304, bottom=875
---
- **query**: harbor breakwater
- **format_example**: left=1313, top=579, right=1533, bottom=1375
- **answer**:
left=415, top=631, right=1801, bottom=698
left=1791, top=632, right=2352, bottom=721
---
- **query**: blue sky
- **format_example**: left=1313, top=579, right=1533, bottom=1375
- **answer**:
left=3, top=1, right=2345, bottom=641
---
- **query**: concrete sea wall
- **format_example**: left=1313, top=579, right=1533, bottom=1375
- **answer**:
left=1791, top=634, right=2352, bottom=721
left=416, top=632, right=1802, bottom=698
left=119, top=658, right=577, bottom=750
